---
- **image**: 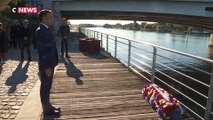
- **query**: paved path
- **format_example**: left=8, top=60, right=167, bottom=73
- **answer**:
left=0, top=47, right=39, bottom=120
left=0, top=31, right=84, bottom=120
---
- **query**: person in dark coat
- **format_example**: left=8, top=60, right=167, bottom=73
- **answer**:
left=10, top=19, right=21, bottom=49
left=19, top=19, right=32, bottom=61
left=0, top=22, right=8, bottom=64
left=31, top=23, right=38, bottom=49
left=59, top=18, right=70, bottom=58
left=35, top=9, right=60, bottom=117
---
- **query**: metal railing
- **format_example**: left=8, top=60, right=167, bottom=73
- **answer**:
left=81, top=28, right=213, bottom=120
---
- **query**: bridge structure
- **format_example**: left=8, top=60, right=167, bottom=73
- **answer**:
left=24, top=0, right=213, bottom=119
left=37, top=0, right=213, bottom=45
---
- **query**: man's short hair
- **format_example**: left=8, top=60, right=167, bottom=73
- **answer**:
left=37, top=9, right=52, bottom=22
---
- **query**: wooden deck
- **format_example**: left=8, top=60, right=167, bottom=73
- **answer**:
left=38, top=32, right=195, bottom=120
left=42, top=51, right=161, bottom=120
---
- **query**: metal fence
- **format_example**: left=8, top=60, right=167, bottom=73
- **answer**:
left=81, top=28, right=213, bottom=120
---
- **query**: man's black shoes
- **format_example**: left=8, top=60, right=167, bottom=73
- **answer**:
left=66, top=55, right=71, bottom=58
left=44, top=109, right=61, bottom=118
left=51, top=106, right=61, bottom=112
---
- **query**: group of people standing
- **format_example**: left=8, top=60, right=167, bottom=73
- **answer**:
left=0, top=9, right=71, bottom=117
left=0, top=16, right=70, bottom=64
left=0, top=19, right=37, bottom=63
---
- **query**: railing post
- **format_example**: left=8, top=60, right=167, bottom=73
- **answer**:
left=97, top=32, right=99, bottom=40
left=94, top=31, right=95, bottom=39
left=90, top=30, right=92, bottom=38
left=205, top=63, right=213, bottom=120
left=115, top=36, right=117, bottom=58
left=151, top=47, right=157, bottom=83
left=128, top=40, right=131, bottom=69
left=106, top=35, right=109, bottom=52
left=101, top=33, right=103, bottom=48
left=81, top=28, right=83, bottom=34
left=86, top=29, right=88, bottom=36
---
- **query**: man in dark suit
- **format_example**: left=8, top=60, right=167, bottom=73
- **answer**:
left=19, top=19, right=32, bottom=61
left=59, top=18, right=70, bottom=58
left=35, top=9, right=60, bottom=117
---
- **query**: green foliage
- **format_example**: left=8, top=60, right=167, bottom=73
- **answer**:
left=1, top=0, right=24, bottom=14
left=115, top=23, right=122, bottom=29
left=0, top=0, right=38, bottom=23
left=103, top=21, right=207, bottom=34
left=141, top=22, right=147, bottom=29
left=144, top=24, right=152, bottom=31
left=78, top=24, right=96, bottom=28
left=103, top=24, right=112, bottom=28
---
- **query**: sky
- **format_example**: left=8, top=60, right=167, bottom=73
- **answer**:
left=69, top=19, right=156, bottom=25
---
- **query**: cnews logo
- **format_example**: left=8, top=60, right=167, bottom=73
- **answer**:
left=12, top=7, right=38, bottom=14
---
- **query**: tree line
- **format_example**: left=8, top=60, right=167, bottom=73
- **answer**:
left=103, top=22, right=209, bottom=34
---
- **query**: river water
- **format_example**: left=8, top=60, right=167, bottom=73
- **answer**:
left=89, top=27, right=210, bottom=58
left=87, top=27, right=212, bottom=118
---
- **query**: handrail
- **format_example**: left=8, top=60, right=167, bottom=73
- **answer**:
left=81, top=28, right=213, bottom=120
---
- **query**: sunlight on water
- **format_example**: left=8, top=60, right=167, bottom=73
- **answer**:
left=90, top=27, right=210, bottom=58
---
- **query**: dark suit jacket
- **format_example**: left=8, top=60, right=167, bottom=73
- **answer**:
left=10, top=25, right=21, bottom=38
left=19, top=25, right=32, bottom=45
left=59, top=24, right=70, bottom=37
left=35, top=24, right=58, bottom=70
left=0, top=30, right=9, bottom=52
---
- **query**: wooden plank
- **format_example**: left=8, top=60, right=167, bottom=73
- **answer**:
left=57, top=63, right=124, bottom=70
left=51, top=90, right=141, bottom=99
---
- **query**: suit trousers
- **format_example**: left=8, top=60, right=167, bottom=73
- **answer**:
left=39, top=67, right=55, bottom=112
left=20, top=41, right=31, bottom=60
left=61, top=39, right=68, bottom=56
